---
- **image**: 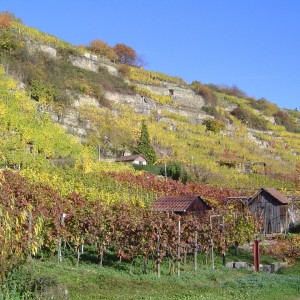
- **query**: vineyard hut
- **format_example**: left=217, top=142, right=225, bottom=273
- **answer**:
left=115, top=154, right=147, bottom=165
left=248, top=188, right=290, bottom=234
left=151, top=195, right=211, bottom=216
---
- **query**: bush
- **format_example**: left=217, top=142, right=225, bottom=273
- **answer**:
left=1, top=266, right=59, bottom=299
left=202, top=106, right=220, bottom=117
left=249, top=97, right=278, bottom=116
left=231, top=107, right=268, bottom=130
left=208, top=84, right=247, bottom=98
left=190, top=81, right=218, bottom=107
left=160, top=161, right=188, bottom=183
left=0, top=12, right=12, bottom=30
left=203, top=118, right=225, bottom=133
left=118, top=64, right=131, bottom=78
left=273, top=110, right=298, bottom=132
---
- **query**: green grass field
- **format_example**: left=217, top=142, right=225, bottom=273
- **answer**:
left=2, top=248, right=300, bottom=300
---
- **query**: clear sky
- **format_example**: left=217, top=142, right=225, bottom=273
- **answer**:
left=0, top=0, right=299, bottom=109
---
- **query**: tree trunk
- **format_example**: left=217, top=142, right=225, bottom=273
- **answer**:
left=99, top=244, right=104, bottom=267
left=76, top=246, right=80, bottom=267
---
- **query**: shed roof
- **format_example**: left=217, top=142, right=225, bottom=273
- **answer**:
left=250, top=188, right=290, bottom=205
left=151, top=195, right=211, bottom=212
left=115, top=154, right=147, bottom=162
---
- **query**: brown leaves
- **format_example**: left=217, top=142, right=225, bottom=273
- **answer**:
left=0, top=13, right=12, bottom=30
left=113, top=43, right=137, bottom=65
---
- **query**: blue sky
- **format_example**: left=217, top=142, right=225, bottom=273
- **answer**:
left=1, top=0, right=300, bottom=109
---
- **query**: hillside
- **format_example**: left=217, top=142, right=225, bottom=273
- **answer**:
left=0, top=13, right=299, bottom=194
left=0, top=12, right=300, bottom=300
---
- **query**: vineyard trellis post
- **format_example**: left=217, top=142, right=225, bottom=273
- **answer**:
left=177, top=219, right=181, bottom=276
left=57, top=213, right=66, bottom=263
left=210, top=214, right=222, bottom=269
left=221, top=216, right=226, bottom=266
left=27, top=212, right=33, bottom=262
left=157, top=232, right=161, bottom=278
left=194, top=230, right=198, bottom=271
left=254, top=236, right=260, bottom=272
left=98, top=145, right=101, bottom=161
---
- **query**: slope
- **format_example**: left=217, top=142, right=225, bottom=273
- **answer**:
left=0, top=13, right=299, bottom=194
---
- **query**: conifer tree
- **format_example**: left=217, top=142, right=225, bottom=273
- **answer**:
left=134, top=121, right=156, bottom=164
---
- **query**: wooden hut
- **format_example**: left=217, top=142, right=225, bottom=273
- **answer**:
left=248, top=188, right=290, bottom=234
left=151, top=195, right=211, bottom=216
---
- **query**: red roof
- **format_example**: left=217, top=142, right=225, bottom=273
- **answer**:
left=250, top=188, right=290, bottom=205
left=151, top=195, right=210, bottom=212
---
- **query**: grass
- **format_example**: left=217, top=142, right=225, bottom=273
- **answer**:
left=133, top=164, right=163, bottom=175
left=3, top=249, right=300, bottom=300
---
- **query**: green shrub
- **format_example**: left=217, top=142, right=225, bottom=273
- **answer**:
left=160, top=161, right=188, bottom=183
left=0, top=265, right=59, bottom=299
left=249, top=97, right=278, bottom=116
left=203, top=118, right=225, bottom=133
left=202, top=106, right=220, bottom=117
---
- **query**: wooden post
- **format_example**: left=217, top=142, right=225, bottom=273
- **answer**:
left=177, top=220, right=181, bottom=276
left=98, top=145, right=101, bottom=161
left=210, top=214, right=222, bottom=269
left=27, top=212, right=33, bottom=261
left=76, top=246, right=80, bottom=267
left=285, top=209, right=288, bottom=234
left=58, top=213, right=66, bottom=263
left=194, top=231, right=198, bottom=271
left=254, top=238, right=260, bottom=272
left=99, top=244, right=104, bottom=267
left=157, top=233, right=161, bottom=278
left=164, top=162, right=167, bottom=182
left=222, top=216, right=226, bottom=266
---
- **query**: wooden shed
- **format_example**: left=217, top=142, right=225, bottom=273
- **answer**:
left=248, top=188, right=290, bottom=234
left=115, top=154, right=147, bottom=165
left=151, top=195, right=211, bottom=216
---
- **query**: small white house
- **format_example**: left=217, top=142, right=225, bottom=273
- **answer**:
left=115, top=154, right=147, bottom=165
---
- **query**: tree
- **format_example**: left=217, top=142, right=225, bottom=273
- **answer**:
left=134, top=121, right=156, bottom=164
left=114, top=43, right=137, bottom=65
left=0, top=13, right=12, bottom=30
left=0, top=13, right=16, bottom=53
left=89, top=39, right=118, bottom=62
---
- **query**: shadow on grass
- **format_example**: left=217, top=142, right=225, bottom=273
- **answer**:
left=79, top=247, right=129, bottom=272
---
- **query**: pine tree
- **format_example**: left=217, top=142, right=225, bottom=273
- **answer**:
left=134, top=121, right=156, bottom=164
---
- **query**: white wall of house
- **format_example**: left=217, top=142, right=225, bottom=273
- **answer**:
left=132, top=157, right=147, bottom=165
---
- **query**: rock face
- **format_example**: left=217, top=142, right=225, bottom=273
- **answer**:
left=104, top=89, right=207, bottom=123
left=25, top=39, right=57, bottom=58
left=31, top=40, right=210, bottom=132
left=71, top=54, right=118, bottom=75
left=32, top=39, right=206, bottom=123
left=138, top=83, right=205, bottom=109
